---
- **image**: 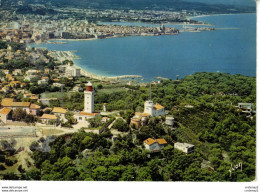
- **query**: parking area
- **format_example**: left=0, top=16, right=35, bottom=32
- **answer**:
left=0, top=126, right=37, bottom=138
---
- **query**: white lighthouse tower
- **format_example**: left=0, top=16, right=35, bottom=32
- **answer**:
left=84, top=82, right=95, bottom=113
left=144, top=83, right=154, bottom=116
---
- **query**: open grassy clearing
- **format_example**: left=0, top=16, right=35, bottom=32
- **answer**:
left=39, top=128, right=64, bottom=136
left=97, top=87, right=127, bottom=94
left=41, top=92, right=75, bottom=99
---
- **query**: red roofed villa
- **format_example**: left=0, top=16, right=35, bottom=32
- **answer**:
left=143, top=138, right=167, bottom=152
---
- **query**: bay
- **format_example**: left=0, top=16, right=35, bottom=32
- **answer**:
left=31, top=13, right=256, bottom=81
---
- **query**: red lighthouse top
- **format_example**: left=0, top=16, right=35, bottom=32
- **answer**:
left=86, top=82, right=93, bottom=91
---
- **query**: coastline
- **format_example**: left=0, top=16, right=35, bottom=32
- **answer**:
left=188, top=12, right=256, bottom=20
left=71, top=59, right=142, bottom=82
left=30, top=12, right=255, bottom=82
left=49, top=38, right=97, bottom=42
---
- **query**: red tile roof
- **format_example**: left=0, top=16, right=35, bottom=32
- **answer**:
left=52, top=107, right=67, bottom=114
left=40, top=114, right=57, bottom=120
left=11, top=102, right=30, bottom=107
left=79, top=111, right=99, bottom=116
left=157, top=139, right=167, bottom=145
left=144, top=138, right=167, bottom=146
left=1, top=98, right=30, bottom=107
left=0, top=107, right=12, bottom=115
left=153, top=104, right=164, bottom=110
left=144, top=138, right=156, bottom=145
left=1, top=98, right=14, bottom=106
left=30, top=103, right=41, bottom=109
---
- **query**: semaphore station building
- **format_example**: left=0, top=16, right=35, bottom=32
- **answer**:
left=144, top=99, right=165, bottom=117
left=130, top=90, right=165, bottom=128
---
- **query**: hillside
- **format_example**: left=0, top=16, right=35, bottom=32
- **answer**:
left=1, top=0, right=256, bottom=13
left=184, top=0, right=255, bottom=6
left=0, top=72, right=256, bottom=181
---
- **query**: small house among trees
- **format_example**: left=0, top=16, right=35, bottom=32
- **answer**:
left=236, top=103, right=255, bottom=113
left=40, top=114, right=57, bottom=126
left=143, top=138, right=167, bottom=152
left=0, top=108, right=12, bottom=124
left=174, top=142, right=195, bottom=154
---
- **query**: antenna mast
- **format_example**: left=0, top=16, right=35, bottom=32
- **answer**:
left=149, top=83, right=152, bottom=101
left=61, top=86, right=64, bottom=106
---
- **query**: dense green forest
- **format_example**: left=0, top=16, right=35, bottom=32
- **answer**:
left=55, top=72, right=255, bottom=112
left=1, top=72, right=256, bottom=181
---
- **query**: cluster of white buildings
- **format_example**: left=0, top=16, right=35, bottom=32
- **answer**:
left=144, top=99, right=165, bottom=117
left=55, top=64, right=81, bottom=78
left=130, top=90, right=166, bottom=128
left=143, top=138, right=195, bottom=154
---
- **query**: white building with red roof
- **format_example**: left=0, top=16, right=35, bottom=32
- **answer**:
left=40, top=114, right=57, bottom=125
left=143, top=85, right=165, bottom=117
left=29, top=103, right=41, bottom=116
left=143, top=138, right=167, bottom=152
left=1, top=98, right=31, bottom=114
left=0, top=107, right=12, bottom=124
left=1, top=98, right=41, bottom=116
left=52, top=107, right=67, bottom=121
left=144, top=99, right=165, bottom=117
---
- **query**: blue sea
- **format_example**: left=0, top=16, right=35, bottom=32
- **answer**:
left=31, top=13, right=256, bottom=81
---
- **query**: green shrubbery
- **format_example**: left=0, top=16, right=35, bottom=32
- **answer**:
left=5, top=159, right=14, bottom=167
left=0, top=164, right=6, bottom=170
left=4, top=72, right=255, bottom=181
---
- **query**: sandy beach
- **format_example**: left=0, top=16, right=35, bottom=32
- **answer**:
left=49, top=38, right=97, bottom=42
left=70, top=59, right=142, bottom=82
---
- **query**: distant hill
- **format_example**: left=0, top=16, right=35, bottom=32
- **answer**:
left=2, top=0, right=256, bottom=13
left=184, top=0, right=256, bottom=6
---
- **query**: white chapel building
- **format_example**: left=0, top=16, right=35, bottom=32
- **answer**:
left=144, top=99, right=165, bottom=117
left=130, top=86, right=165, bottom=128
left=143, top=85, right=165, bottom=117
